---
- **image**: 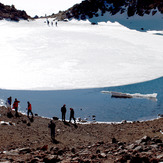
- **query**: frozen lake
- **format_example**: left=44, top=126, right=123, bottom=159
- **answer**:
left=0, top=15, right=162, bottom=122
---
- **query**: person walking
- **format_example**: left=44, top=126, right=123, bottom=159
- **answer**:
left=47, top=19, right=49, bottom=26
left=48, top=120, right=56, bottom=141
left=27, top=101, right=33, bottom=118
left=55, top=21, right=57, bottom=27
left=51, top=21, right=53, bottom=26
left=69, top=108, right=76, bottom=124
left=13, top=98, right=20, bottom=117
left=6, top=96, right=12, bottom=113
left=61, top=104, right=66, bottom=122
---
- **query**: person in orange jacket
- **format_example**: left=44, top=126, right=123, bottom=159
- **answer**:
left=13, top=98, right=20, bottom=117
left=27, top=101, right=33, bottom=118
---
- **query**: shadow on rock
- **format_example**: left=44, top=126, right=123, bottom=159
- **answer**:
left=52, top=139, right=59, bottom=144
left=28, top=117, right=34, bottom=122
left=7, top=112, right=14, bottom=118
left=63, top=121, right=70, bottom=126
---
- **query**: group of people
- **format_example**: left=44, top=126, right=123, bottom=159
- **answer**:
left=48, top=104, right=76, bottom=141
left=61, top=104, right=76, bottom=123
left=6, top=96, right=33, bottom=118
left=6, top=96, right=75, bottom=142
left=46, top=19, right=57, bottom=27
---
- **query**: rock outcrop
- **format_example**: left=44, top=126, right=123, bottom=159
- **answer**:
left=51, top=0, right=163, bottom=21
left=0, top=3, right=30, bottom=21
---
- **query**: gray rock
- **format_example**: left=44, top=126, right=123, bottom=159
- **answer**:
left=134, top=146, right=143, bottom=152
left=98, top=153, right=107, bottom=158
left=150, top=144, right=159, bottom=149
left=135, top=136, right=151, bottom=144
left=141, top=136, right=151, bottom=142
left=127, top=144, right=136, bottom=150
left=19, top=147, right=32, bottom=154
left=157, top=154, right=163, bottom=159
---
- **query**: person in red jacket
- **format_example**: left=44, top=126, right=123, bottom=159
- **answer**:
left=13, top=98, right=20, bottom=117
left=27, top=101, right=33, bottom=118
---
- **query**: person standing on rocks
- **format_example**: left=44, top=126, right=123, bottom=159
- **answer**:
left=6, top=96, right=12, bottom=113
left=69, top=108, right=76, bottom=124
left=48, top=120, right=56, bottom=141
left=61, top=104, right=66, bottom=122
left=13, top=98, right=20, bottom=117
left=27, top=101, right=33, bottom=119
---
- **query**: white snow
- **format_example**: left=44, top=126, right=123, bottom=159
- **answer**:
left=0, top=0, right=163, bottom=90
left=0, top=17, right=162, bottom=90
left=0, top=0, right=83, bottom=17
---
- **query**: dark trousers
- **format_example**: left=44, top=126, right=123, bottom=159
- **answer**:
left=51, top=129, right=55, bottom=138
left=69, top=116, right=76, bottom=123
left=15, top=107, right=19, bottom=117
left=27, top=110, right=33, bottom=117
left=62, top=112, right=66, bottom=121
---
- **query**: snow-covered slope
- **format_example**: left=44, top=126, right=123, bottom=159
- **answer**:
left=0, top=19, right=162, bottom=90
left=0, top=0, right=162, bottom=90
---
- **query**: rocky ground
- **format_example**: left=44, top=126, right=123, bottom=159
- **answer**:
left=0, top=106, right=163, bottom=162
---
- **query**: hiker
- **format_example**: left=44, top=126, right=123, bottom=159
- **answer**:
left=47, top=19, right=49, bottom=26
left=55, top=21, right=57, bottom=27
left=51, top=21, right=53, bottom=26
left=61, top=104, right=66, bottom=122
left=13, top=98, right=20, bottom=117
left=6, top=96, right=12, bottom=113
left=48, top=120, right=56, bottom=140
left=27, top=101, right=33, bottom=118
left=69, top=108, right=76, bottom=124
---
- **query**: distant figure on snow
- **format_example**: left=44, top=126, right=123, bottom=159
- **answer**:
left=47, top=19, right=49, bottom=26
left=27, top=101, right=33, bottom=119
left=48, top=120, right=56, bottom=141
left=55, top=21, right=57, bottom=27
left=61, top=104, right=66, bottom=122
left=51, top=21, right=53, bottom=26
left=69, top=108, right=76, bottom=124
left=13, top=98, right=20, bottom=117
left=6, top=96, right=12, bottom=113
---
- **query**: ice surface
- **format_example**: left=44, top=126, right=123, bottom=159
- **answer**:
left=0, top=18, right=163, bottom=90
left=101, top=91, right=157, bottom=101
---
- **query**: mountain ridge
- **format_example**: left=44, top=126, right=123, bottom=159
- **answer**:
left=0, top=2, right=30, bottom=21
left=52, top=0, right=163, bottom=21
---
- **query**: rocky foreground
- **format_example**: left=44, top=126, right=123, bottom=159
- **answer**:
left=0, top=106, right=163, bottom=163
